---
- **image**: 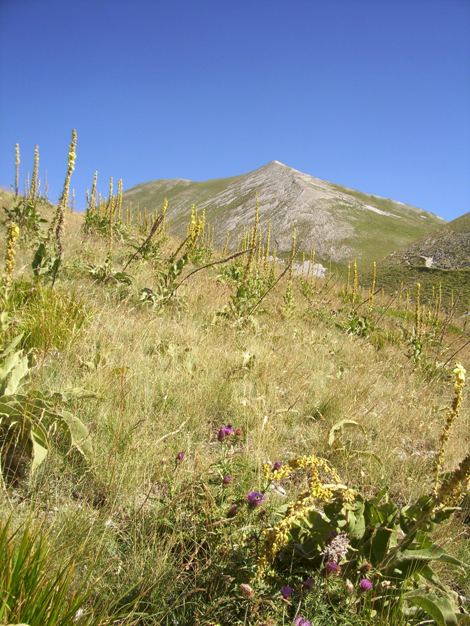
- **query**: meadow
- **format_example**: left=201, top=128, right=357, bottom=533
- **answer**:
left=0, top=132, right=468, bottom=625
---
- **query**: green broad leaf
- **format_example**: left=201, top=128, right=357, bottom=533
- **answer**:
left=30, top=423, right=49, bottom=472
left=1, top=352, right=29, bottom=396
left=32, top=242, right=47, bottom=273
left=0, top=334, right=24, bottom=357
left=60, top=411, right=92, bottom=457
left=347, top=506, right=366, bottom=540
left=328, top=419, right=364, bottom=447
left=370, top=526, right=394, bottom=565
left=405, top=590, right=458, bottom=625
left=399, top=546, right=467, bottom=569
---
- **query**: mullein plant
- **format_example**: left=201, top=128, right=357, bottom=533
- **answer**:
left=14, top=143, right=20, bottom=197
left=1, top=222, right=20, bottom=295
left=282, top=230, right=297, bottom=318
left=433, top=363, right=467, bottom=497
left=33, top=130, right=76, bottom=284
left=29, top=145, right=39, bottom=202
left=352, top=258, right=359, bottom=302
left=369, top=261, right=377, bottom=305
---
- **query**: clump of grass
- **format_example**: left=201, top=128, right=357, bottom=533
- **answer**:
left=0, top=517, right=93, bottom=625
left=14, top=283, right=88, bottom=352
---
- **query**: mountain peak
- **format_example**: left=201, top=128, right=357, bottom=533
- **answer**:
left=265, top=159, right=291, bottom=169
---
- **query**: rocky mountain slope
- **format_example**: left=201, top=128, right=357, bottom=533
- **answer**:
left=123, top=161, right=444, bottom=266
left=387, top=212, right=470, bottom=270
left=378, top=212, right=470, bottom=307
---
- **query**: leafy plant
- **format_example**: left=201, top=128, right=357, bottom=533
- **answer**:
left=337, top=312, right=372, bottom=338
left=0, top=336, right=91, bottom=484
left=85, top=258, right=133, bottom=285
left=261, top=479, right=468, bottom=625
left=3, top=196, right=46, bottom=242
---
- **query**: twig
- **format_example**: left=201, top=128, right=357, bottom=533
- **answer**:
left=154, top=418, right=189, bottom=445
left=174, top=248, right=252, bottom=291
left=443, top=338, right=470, bottom=367
left=122, top=214, right=163, bottom=271
left=247, top=248, right=299, bottom=317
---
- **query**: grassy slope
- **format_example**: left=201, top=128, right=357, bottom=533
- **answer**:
left=0, top=204, right=469, bottom=623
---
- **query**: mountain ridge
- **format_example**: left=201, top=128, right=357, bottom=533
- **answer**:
left=123, top=160, right=445, bottom=266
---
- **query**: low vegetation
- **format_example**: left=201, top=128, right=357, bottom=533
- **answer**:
left=0, top=133, right=468, bottom=625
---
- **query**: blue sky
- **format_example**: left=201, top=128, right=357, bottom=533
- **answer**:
left=0, top=0, right=469, bottom=219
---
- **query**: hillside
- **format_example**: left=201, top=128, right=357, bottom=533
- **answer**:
left=378, top=212, right=470, bottom=308
left=124, top=161, right=444, bottom=267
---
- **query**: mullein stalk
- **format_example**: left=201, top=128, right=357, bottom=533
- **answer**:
left=245, top=196, right=259, bottom=274
left=14, top=144, right=20, bottom=197
left=2, top=222, right=20, bottom=292
left=117, top=178, right=123, bottom=221
left=50, top=129, right=77, bottom=285
left=369, top=261, right=377, bottom=304
left=352, top=258, right=359, bottom=302
left=89, top=170, right=98, bottom=215
left=346, top=262, right=351, bottom=296
left=29, top=144, right=39, bottom=202
left=264, top=220, right=271, bottom=270
left=433, top=363, right=466, bottom=496
left=414, top=282, right=422, bottom=338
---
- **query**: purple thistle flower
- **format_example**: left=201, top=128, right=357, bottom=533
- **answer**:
left=222, top=474, right=233, bottom=485
left=293, top=617, right=312, bottom=626
left=246, top=491, right=265, bottom=508
left=302, top=577, right=314, bottom=590
left=325, top=561, right=341, bottom=575
left=280, top=585, right=293, bottom=599
left=217, top=424, right=234, bottom=442
left=227, top=503, right=238, bottom=518
left=176, top=451, right=185, bottom=462
left=359, top=578, right=373, bottom=592
left=273, top=460, right=282, bottom=470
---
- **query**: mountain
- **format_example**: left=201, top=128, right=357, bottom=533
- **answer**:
left=378, top=212, right=470, bottom=307
left=123, top=161, right=444, bottom=267
left=387, top=212, right=470, bottom=270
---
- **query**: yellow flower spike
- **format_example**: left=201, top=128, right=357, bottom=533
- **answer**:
left=117, top=178, right=123, bottom=215
left=29, top=144, right=40, bottom=202
left=15, top=143, right=20, bottom=197
left=89, top=170, right=98, bottom=214
left=352, top=258, right=359, bottom=301
left=2, top=222, right=20, bottom=291
left=257, top=454, right=352, bottom=578
left=47, top=129, right=77, bottom=272
left=433, top=363, right=466, bottom=496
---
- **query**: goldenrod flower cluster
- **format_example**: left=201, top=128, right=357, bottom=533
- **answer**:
left=257, top=455, right=354, bottom=578
left=433, top=363, right=466, bottom=496
left=2, top=222, right=20, bottom=291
